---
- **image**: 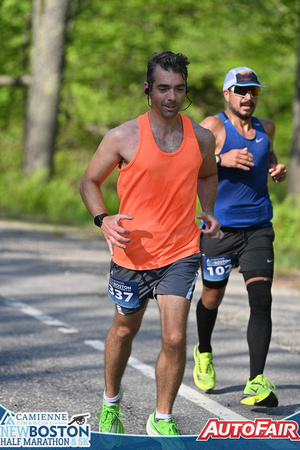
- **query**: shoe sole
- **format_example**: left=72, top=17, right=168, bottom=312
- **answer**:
left=146, top=416, right=185, bottom=450
left=193, top=346, right=215, bottom=392
left=146, top=415, right=159, bottom=436
left=241, top=391, right=278, bottom=407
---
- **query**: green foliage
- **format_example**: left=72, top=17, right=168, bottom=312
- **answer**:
left=0, top=138, right=120, bottom=224
left=62, top=0, right=298, bottom=148
left=0, top=166, right=90, bottom=224
left=0, top=0, right=31, bottom=123
left=272, top=195, right=300, bottom=274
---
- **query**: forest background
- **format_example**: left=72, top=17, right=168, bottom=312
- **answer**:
left=1, top=0, right=300, bottom=275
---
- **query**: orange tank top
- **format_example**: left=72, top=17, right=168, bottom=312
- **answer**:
left=113, top=112, right=202, bottom=270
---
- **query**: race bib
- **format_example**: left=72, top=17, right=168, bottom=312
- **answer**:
left=202, top=254, right=237, bottom=282
left=108, top=276, right=140, bottom=309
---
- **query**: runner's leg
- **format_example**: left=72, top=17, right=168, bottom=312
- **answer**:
left=104, top=306, right=147, bottom=398
left=155, top=294, right=190, bottom=414
left=197, top=286, right=225, bottom=352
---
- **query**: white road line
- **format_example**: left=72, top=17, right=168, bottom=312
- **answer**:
left=3, top=297, right=78, bottom=334
left=84, top=339, right=247, bottom=421
left=3, top=297, right=247, bottom=421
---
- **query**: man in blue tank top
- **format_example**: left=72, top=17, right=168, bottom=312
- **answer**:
left=193, top=67, right=287, bottom=407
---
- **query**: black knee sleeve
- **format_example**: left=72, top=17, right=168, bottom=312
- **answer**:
left=247, top=280, right=272, bottom=315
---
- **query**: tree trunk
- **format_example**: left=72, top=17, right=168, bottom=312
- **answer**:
left=288, top=31, right=300, bottom=196
left=23, top=0, right=69, bottom=178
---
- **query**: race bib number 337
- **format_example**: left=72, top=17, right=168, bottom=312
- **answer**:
left=108, top=276, right=140, bottom=309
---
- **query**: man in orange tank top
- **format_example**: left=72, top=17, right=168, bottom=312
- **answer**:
left=80, top=51, right=223, bottom=439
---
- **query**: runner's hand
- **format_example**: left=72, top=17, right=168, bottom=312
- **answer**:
left=269, top=164, right=287, bottom=183
left=197, top=212, right=223, bottom=240
left=101, top=214, right=133, bottom=256
left=220, top=148, right=254, bottom=171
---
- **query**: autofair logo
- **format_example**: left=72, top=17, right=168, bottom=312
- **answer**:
left=0, top=411, right=91, bottom=447
left=197, top=419, right=300, bottom=441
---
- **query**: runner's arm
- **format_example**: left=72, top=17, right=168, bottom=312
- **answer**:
left=196, top=127, right=223, bottom=239
left=80, top=128, right=133, bottom=255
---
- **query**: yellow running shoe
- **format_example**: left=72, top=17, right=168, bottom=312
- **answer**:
left=241, top=374, right=278, bottom=407
left=193, top=344, right=216, bottom=391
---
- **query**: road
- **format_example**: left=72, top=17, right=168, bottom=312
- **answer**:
left=0, top=220, right=299, bottom=436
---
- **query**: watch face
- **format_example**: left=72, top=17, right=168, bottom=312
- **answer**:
left=94, top=213, right=108, bottom=227
left=95, top=216, right=102, bottom=227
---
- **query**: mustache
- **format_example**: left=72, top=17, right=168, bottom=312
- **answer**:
left=241, top=101, right=255, bottom=107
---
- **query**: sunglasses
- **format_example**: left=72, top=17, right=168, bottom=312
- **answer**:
left=230, top=85, right=260, bottom=98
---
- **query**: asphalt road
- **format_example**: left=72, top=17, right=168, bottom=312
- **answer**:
left=0, top=220, right=299, bottom=436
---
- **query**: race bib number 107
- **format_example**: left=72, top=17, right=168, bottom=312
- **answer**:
left=108, top=276, right=140, bottom=309
left=202, top=254, right=237, bottom=282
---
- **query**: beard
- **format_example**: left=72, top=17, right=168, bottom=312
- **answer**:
left=228, top=100, right=256, bottom=120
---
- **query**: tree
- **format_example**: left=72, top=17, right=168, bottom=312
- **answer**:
left=289, top=31, right=300, bottom=196
left=23, top=0, right=69, bottom=178
left=0, top=0, right=298, bottom=189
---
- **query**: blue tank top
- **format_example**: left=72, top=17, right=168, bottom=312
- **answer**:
left=214, top=112, right=273, bottom=228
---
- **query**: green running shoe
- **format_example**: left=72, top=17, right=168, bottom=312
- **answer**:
left=146, top=411, right=179, bottom=436
left=95, top=397, right=125, bottom=449
left=146, top=412, right=184, bottom=449
left=193, top=344, right=216, bottom=391
left=241, top=374, right=279, bottom=407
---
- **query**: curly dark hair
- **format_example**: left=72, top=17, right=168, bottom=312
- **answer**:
left=146, top=51, right=190, bottom=92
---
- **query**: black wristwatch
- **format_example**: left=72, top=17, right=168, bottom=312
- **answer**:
left=215, top=154, right=221, bottom=167
left=94, top=213, right=109, bottom=228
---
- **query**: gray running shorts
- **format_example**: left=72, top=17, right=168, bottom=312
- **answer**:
left=108, top=253, right=201, bottom=316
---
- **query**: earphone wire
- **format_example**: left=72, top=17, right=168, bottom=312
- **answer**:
left=179, top=94, right=192, bottom=111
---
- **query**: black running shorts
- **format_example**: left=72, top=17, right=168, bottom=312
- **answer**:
left=200, top=226, right=275, bottom=287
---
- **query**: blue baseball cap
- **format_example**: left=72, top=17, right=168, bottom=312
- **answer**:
left=223, top=67, right=265, bottom=91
